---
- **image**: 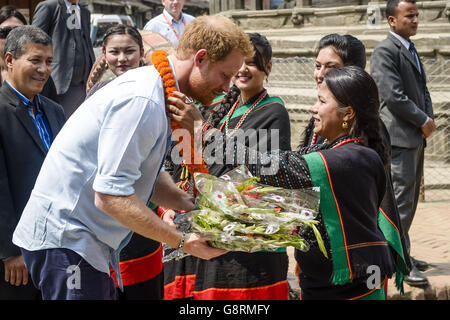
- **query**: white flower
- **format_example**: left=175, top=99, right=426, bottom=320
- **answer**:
left=212, top=191, right=227, bottom=203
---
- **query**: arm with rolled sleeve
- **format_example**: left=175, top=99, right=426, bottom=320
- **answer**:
left=93, top=96, right=162, bottom=196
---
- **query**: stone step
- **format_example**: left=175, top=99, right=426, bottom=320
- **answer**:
left=251, top=24, right=450, bottom=56
left=267, top=85, right=450, bottom=113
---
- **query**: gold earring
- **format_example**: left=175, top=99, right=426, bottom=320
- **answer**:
left=342, top=121, right=348, bottom=129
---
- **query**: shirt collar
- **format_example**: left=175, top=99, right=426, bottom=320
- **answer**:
left=64, top=0, right=79, bottom=11
left=5, top=79, right=41, bottom=110
left=390, top=31, right=412, bottom=50
left=167, top=55, right=180, bottom=91
left=163, top=9, right=184, bottom=23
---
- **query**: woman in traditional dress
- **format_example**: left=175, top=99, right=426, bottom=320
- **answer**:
left=163, top=33, right=292, bottom=300
left=302, top=33, right=366, bottom=147
left=85, top=25, right=165, bottom=300
left=169, top=66, right=408, bottom=300
left=300, top=34, right=411, bottom=284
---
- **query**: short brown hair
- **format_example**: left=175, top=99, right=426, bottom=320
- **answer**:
left=176, top=15, right=254, bottom=63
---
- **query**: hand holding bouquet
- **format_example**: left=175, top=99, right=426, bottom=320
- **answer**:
left=163, top=166, right=327, bottom=262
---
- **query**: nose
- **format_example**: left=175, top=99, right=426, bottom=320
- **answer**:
left=238, top=62, right=248, bottom=74
left=315, top=66, right=325, bottom=84
left=37, top=61, right=49, bottom=74
left=118, top=52, right=127, bottom=62
left=311, top=101, right=319, bottom=114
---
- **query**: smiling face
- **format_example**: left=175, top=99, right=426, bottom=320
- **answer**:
left=103, top=34, right=143, bottom=76
left=314, top=46, right=344, bottom=86
left=311, top=81, right=348, bottom=142
left=5, top=42, right=53, bottom=100
left=232, top=56, right=270, bottom=102
left=187, top=48, right=245, bottom=106
left=388, top=1, right=419, bottom=40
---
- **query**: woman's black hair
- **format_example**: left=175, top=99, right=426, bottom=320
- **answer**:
left=324, top=66, right=388, bottom=165
left=316, top=33, right=366, bottom=69
left=302, top=33, right=367, bottom=148
left=0, top=5, right=27, bottom=26
left=102, top=24, right=143, bottom=52
left=247, top=32, right=272, bottom=76
left=200, top=32, right=272, bottom=128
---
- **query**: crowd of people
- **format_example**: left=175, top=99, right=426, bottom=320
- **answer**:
left=0, top=0, right=434, bottom=300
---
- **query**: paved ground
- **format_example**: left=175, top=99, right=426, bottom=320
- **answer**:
left=287, top=198, right=450, bottom=300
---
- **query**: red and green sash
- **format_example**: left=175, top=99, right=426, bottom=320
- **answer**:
left=303, top=151, right=407, bottom=291
left=303, top=152, right=353, bottom=285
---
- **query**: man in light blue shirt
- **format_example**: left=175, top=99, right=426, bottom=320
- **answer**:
left=143, top=0, right=194, bottom=46
left=13, top=15, right=254, bottom=300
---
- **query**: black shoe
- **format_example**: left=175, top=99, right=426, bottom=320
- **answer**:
left=411, top=256, right=429, bottom=272
left=404, top=265, right=429, bottom=288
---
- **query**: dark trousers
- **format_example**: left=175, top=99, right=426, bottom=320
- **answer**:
left=391, top=142, right=425, bottom=253
left=21, top=247, right=117, bottom=300
left=0, top=260, right=41, bottom=300
left=55, top=83, right=87, bottom=118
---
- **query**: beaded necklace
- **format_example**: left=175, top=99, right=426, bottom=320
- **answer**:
left=331, top=137, right=363, bottom=149
left=219, top=89, right=267, bottom=136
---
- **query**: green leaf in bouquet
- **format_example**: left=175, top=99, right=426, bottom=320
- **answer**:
left=303, top=220, right=328, bottom=258
left=236, top=176, right=260, bottom=192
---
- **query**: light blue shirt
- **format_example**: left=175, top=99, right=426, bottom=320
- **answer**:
left=143, top=9, right=194, bottom=46
left=12, top=64, right=174, bottom=289
left=4, top=80, right=53, bottom=151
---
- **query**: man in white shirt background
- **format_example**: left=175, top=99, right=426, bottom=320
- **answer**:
left=143, top=0, right=194, bottom=46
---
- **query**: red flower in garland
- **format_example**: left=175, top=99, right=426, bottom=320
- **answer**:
left=151, top=50, right=209, bottom=194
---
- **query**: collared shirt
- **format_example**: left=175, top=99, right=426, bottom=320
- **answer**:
left=13, top=64, right=173, bottom=289
left=389, top=31, right=428, bottom=126
left=5, top=80, right=53, bottom=151
left=143, top=9, right=195, bottom=45
left=64, top=0, right=81, bottom=30
left=389, top=31, right=421, bottom=74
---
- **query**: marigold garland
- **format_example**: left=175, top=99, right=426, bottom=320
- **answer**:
left=151, top=50, right=209, bottom=189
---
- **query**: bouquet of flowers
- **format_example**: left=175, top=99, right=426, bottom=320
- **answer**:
left=163, top=165, right=326, bottom=262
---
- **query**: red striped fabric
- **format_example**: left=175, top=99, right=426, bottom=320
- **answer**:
left=110, top=245, right=163, bottom=287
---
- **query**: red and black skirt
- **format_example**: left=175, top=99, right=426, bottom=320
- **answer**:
left=193, top=251, right=289, bottom=300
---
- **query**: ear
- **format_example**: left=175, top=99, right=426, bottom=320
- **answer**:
left=4, top=52, right=14, bottom=69
left=102, top=43, right=106, bottom=54
left=193, top=49, right=208, bottom=67
left=342, top=106, right=356, bottom=122
left=387, top=16, right=396, bottom=29
left=265, top=61, right=272, bottom=76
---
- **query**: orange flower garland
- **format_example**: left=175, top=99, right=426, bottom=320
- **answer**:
left=151, top=50, right=209, bottom=186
